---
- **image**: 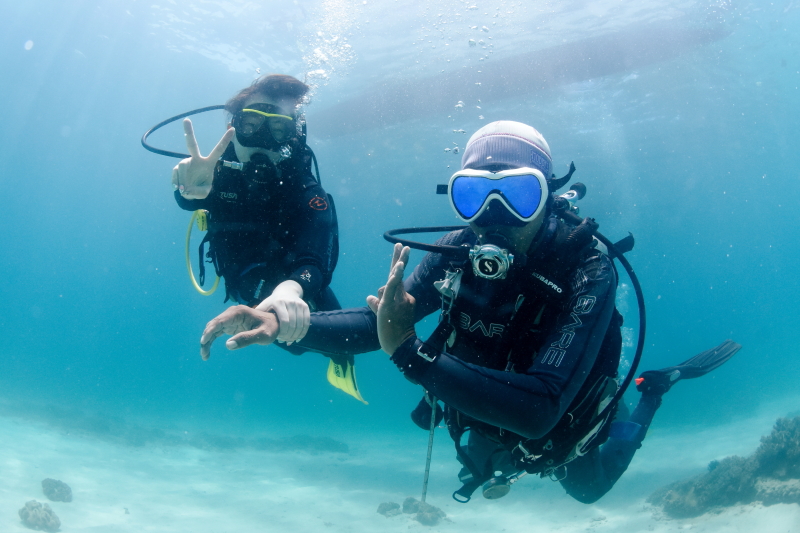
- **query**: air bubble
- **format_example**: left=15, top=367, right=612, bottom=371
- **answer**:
left=313, top=48, right=329, bottom=62
left=307, top=69, right=328, bottom=80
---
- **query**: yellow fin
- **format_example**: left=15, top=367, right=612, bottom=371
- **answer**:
left=326, top=358, right=368, bottom=404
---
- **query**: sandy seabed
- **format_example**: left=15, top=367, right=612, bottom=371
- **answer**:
left=2, top=397, right=800, bottom=533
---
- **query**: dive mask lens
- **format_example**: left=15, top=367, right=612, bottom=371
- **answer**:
left=267, top=116, right=293, bottom=143
left=449, top=169, right=546, bottom=223
left=233, top=103, right=295, bottom=148
left=237, top=112, right=265, bottom=137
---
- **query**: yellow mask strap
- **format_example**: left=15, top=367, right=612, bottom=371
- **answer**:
left=242, top=108, right=293, bottom=121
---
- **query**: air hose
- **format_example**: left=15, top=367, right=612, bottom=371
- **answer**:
left=186, top=210, right=219, bottom=296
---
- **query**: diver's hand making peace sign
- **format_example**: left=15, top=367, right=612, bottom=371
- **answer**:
left=171, top=119, right=235, bottom=200
left=367, top=243, right=417, bottom=355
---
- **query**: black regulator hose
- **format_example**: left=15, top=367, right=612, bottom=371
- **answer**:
left=141, top=105, right=226, bottom=159
left=596, top=233, right=646, bottom=421
left=556, top=209, right=646, bottom=423
left=384, top=226, right=471, bottom=258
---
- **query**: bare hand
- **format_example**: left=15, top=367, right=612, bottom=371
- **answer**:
left=366, top=244, right=417, bottom=355
left=200, top=305, right=279, bottom=360
left=171, top=119, right=235, bottom=200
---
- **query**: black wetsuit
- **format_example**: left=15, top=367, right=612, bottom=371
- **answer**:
left=175, top=143, right=339, bottom=310
left=297, top=218, right=659, bottom=503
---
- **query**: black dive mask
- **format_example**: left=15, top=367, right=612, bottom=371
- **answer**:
left=232, top=103, right=297, bottom=151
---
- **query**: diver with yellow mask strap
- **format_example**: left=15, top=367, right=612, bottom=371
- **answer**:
left=143, top=74, right=364, bottom=403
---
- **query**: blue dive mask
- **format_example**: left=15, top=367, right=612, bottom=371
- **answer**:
left=448, top=167, right=549, bottom=225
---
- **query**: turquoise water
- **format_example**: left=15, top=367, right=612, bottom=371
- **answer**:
left=1, top=0, right=799, bottom=524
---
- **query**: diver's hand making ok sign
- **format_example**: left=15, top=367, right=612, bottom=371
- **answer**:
left=367, top=243, right=417, bottom=356
left=171, top=119, right=235, bottom=200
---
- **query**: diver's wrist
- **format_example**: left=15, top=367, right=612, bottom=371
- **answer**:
left=391, top=336, right=438, bottom=381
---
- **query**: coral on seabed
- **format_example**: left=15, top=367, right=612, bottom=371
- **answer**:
left=648, top=456, right=758, bottom=518
left=378, top=497, right=447, bottom=526
left=42, top=478, right=72, bottom=502
left=649, top=416, right=800, bottom=518
left=755, top=479, right=800, bottom=506
left=377, top=501, right=401, bottom=517
left=403, top=496, right=447, bottom=526
left=19, top=500, right=61, bottom=532
left=753, top=416, right=800, bottom=479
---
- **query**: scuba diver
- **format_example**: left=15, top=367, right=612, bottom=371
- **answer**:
left=196, top=121, right=741, bottom=503
left=153, top=74, right=364, bottom=402
left=171, top=74, right=338, bottom=344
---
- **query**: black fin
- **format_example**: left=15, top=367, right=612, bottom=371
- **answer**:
left=636, top=340, right=742, bottom=395
left=436, top=184, right=448, bottom=194
left=548, top=161, right=576, bottom=192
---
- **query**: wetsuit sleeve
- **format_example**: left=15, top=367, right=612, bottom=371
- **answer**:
left=294, top=306, right=380, bottom=356
left=284, top=183, right=337, bottom=300
left=390, top=252, right=618, bottom=440
left=174, top=190, right=210, bottom=211
left=293, top=232, right=461, bottom=356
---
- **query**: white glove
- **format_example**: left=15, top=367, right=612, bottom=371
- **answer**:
left=171, top=119, right=234, bottom=199
left=255, top=280, right=310, bottom=344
